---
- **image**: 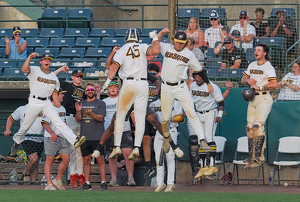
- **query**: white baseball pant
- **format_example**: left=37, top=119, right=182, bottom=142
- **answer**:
left=161, top=82, right=205, bottom=140
left=187, top=109, right=218, bottom=143
left=66, top=116, right=83, bottom=175
left=13, top=97, right=77, bottom=145
left=114, top=79, right=149, bottom=147
left=154, top=127, right=178, bottom=185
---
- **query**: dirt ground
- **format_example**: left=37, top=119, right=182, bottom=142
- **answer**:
left=0, top=183, right=299, bottom=194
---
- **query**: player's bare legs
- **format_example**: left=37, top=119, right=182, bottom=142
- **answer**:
left=96, top=155, right=106, bottom=182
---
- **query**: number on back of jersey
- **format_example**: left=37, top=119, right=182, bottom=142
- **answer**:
left=126, top=45, right=140, bottom=59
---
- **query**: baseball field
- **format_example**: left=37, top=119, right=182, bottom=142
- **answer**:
left=1, top=184, right=299, bottom=202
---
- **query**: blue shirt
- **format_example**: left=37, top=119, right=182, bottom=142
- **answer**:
left=9, top=38, right=27, bottom=59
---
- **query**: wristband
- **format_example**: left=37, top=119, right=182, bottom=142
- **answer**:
left=189, top=77, right=194, bottom=80
left=152, top=35, right=159, bottom=41
left=104, top=78, right=112, bottom=87
left=260, top=86, right=263, bottom=90
left=218, top=110, right=223, bottom=118
left=226, top=88, right=231, bottom=91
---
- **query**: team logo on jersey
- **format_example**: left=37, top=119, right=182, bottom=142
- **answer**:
left=154, top=106, right=162, bottom=112
left=37, top=76, right=56, bottom=84
left=191, top=90, right=209, bottom=97
left=58, top=112, right=65, bottom=117
left=250, top=69, right=264, bottom=74
left=287, top=78, right=293, bottom=84
left=72, top=88, right=84, bottom=99
left=165, top=51, right=189, bottom=63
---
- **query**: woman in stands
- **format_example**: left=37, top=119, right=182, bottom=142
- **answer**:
left=5, top=26, right=27, bottom=59
left=184, top=17, right=204, bottom=48
left=250, top=8, right=270, bottom=39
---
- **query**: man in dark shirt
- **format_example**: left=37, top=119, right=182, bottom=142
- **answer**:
left=219, top=36, right=248, bottom=73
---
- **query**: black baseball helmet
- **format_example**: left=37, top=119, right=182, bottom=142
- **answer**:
left=192, top=68, right=207, bottom=78
left=241, top=88, right=255, bottom=102
left=124, top=28, right=140, bottom=43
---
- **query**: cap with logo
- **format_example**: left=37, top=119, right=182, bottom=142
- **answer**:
left=276, top=9, right=286, bottom=14
left=231, top=30, right=241, bottom=37
left=108, top=81, right=119, bottom=88
left=72, top=69, right=85, bottom=77
left=224, top=36, right=234, bottom=43
left=173, top=31, right=187, bottom=43
left=209, top=11, right=219, bottom=19
left=239, top=11, right=249, bottom=17
left=41, top=54, right=54, bottom=61
left=58, top=88, right=67, bottom=94
left=12, top=26, right=21, bottom=33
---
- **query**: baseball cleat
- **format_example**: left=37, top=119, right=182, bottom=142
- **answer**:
left=74, top=136, right=86, bottom=148
left=108, top=178, right=118, bottom=187
left=45, top=184, right=57, bottom=190
left=127, top=176, right=136, bottom=186
left=70, top=174, right=77, bottom=188
left=199, top=140, right=211, bottom=152
left=128, top=147, right=139, bottom=161
left=243, top=158, right=252, bottom=164
left=244, top=162, right=253, bottom=169
left=91, top=150, right=100, bottom=158
left=77, top=174, right=85, bottom=186
left=203, top=166, right=218, bottom=176
left=194, top=166, right=209, bottom=179
left=162, top=137, right=170, bottom=153
left=154, top=184, right=166, bottom=192
left=109, top=146, right=122, bottom=159
left=144, top=168, right=155, bottom=179
left=165, top=184, right=175, bottom=192
left=206, top=173, right=217, bottom=180
left=249, top=161, right=263, bottom=168
left=173, top=147, right=184, bottom=158
left=52, top=179, right=65, bottom=190
left=80, top=182, right=92, bottom=191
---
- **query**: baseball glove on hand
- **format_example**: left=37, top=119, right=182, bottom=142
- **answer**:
left=149, top=30, right=158, bottom=41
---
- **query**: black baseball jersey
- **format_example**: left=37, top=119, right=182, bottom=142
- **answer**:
left=221, top=47, right=248, bottom=69
left=59, top=79, right=87, bottom=114
left=147, top=72, right=160, bottom=104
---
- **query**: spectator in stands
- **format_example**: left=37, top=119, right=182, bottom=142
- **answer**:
left=147, top=55, right=162, bottom=72
left=230, top=11, right=256, bottom=49
left=184, top=17, right=204, bottom=48
left=213, top=26, right=229, bottom=55
left=250, top=8, right=270, bottom=39
left=231, top=30, right=243, bottom=49
left=5, top=26, right=27, bottom=59
left=270, top=9, right=296, bottom=50
left=218, top=36, right=248, bottom=73
left=186, top=37, right=204, bottom=88
left=277, top=59, right=300, bottom=101
left=148, top=62, right=161, bottom=77
left=204, top=10, right=222, bottom=48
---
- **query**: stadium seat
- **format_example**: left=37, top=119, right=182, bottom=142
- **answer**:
left=0, top=48, right=7, bottom=58
left=21, top=28, right=39, bottom=39
left=206, top=48, right=219, bottom=59
left=246, top=48, right=255, bottom=63
left=37, top=8, right=67, bottom=29
left=176, top=8, right=201, bottom=29
left=95, top=59, right=107, bottom=69
left=205, top=60, right=222, bottom=68
left=114, top=28, right=141, bottom=37
left=67, top=8, right=94, bottom=29
left=219, top=68, right=229, bottom=80
left=140, top=28, right=163, bottom=37
left=26, top=38, right=49, bottom=49
left=27, top=47, right=34, bottom=57
left=34, top=48, right=60, bottom=58
left=50, top=59, right=68, bottom=68
left=48, top=38, right=75, bottom=49
left=0, top=60, right=17, bottom=68
left=37, top=28, right=64, bottom=38
left=139, top=37, right=151, bottom=44
left=270, top=7, right=295, bottom=18
left=0, top=67, right=2, bottom=76
left=57, top=48, right=85, bottom=59
left=88, top=28, right=115, bottom=38
left=84, top=47, right=111, bottom=59
left=0, top=38, right=6, bottom=48
left=18, top=60, right=40, bottom=68
left=206, top=68, right=219, bottom=80
left=259, top=37, right=285, bottom=67
left=99, top=38, right=124, bottom=48
left=3, top=68, right=26, bottom=81
left=72, top=38, right=100, bottom=48
left=63, top=28, right=89, bottom=38
left=84, top=68, right=106, bottom=78
left=0, top=29, right=12, bottom=38
left=229, top=68, right=245, bottom=81
left=70, top=58, right=97, bottom=69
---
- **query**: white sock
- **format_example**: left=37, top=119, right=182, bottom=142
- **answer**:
left=101, top=181, right=106, bottom=184
left=86, top=181, right=90, bottom=185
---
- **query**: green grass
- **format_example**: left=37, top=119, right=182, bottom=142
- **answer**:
left=0, top=190, right=298, bottom=202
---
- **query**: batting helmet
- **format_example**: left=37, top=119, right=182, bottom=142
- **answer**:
left=192, top=68, right=207, bottom=78
left=124, top=28, right=139, bottom=43
left=241, top=88, right=255, bottom=102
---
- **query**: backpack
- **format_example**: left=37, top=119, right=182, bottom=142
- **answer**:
left=221, top=171, right=232, bottom=186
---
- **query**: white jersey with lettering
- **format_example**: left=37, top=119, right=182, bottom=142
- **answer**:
left=190, top=81, right=224, bottom=111
left=26, top=66, right=60, bottom=97
left=160, top=42, right=204, bottom=83
left=42, top=106, right=66, bottom=138
left=113, top=42, right=151, bottom=80
left=10, top=104, right=44, bottom=143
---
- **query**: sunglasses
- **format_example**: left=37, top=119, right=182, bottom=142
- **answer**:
left=14, top=33, right=21, bottom=36
left=224, top=42, right=231, bottom=45
left=74, top=74, right=83, bottom=78
left=210, top=18, right=218, bottom=21
left=86, top=88, right=95, bottom=92
left=276, top=13, right=284, bottom=16
left=239, top=17, right=247, bottom=20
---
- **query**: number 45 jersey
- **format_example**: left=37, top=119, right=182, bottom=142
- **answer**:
left=112, top=42, right=151, bottom=80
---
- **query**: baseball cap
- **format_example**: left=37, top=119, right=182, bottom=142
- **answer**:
left=72, top=69, right=85, bottom=77
left=209, top=10, right=219, bottom=19
left=276, top=9, right=286, bottom=14
left=239, top=11, right=249, bottom=17
left=108, top=81, right=119, bottom=88
left=12, top=26, right=21, bottom=33
left=173, top=31, right=187, bottom=43
left=41, top=54, right=54, bottom=61
left=231, top=30, right=241, bottom=37
left=58, top=88, right=67, bottom=94
left=224, top=36, right=234, bottom=43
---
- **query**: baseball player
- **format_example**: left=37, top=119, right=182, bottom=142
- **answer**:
left=4, top=101, right=44, bottom=183
left=12, top=53, right=85, bottom=149
left=189, top=71, right=225, bottom=180
left=156, top=28, right=213, bottom=152
left=241, top=43, right=277, bottom=168
left=43, top=88, right=71, bottom=190
left=101, top=28, right=160, bottom=161
left=150, top=98, right=183, bottom=192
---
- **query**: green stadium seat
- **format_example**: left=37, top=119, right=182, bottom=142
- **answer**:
left=63, top=28, right=89, bottom=38
left=70, top=58, right=97, bottom=69
left=57, top=48, right=85, bottom=59
left=84, top=47, right=111, bottom=59
left=67, top=8, right=94, bottom=29
left=27, top=38, right=49, bottom=49
left=34, top=48, right=60, bottom=58
left=47, top=38, right=75, bottom=49
left=114, top=28, right=141, bottom=37
left=37, top=8, right=66, bottom=29
left=0, top=60, right=17, bottom=68
left=99, top=38, right=124, bottom=48
left=88, top=28, right=115, bottom=38
left=37, top=28, right=64, bottom=38
left=72, top=38, right=100, bottom=48
left=140, top=28, right=163, bottom=37
left=0, top=29, right=12, bottom=38
left=3, top=68, right=26, bottom=81
left=21, top=28, right=39, bottom=39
